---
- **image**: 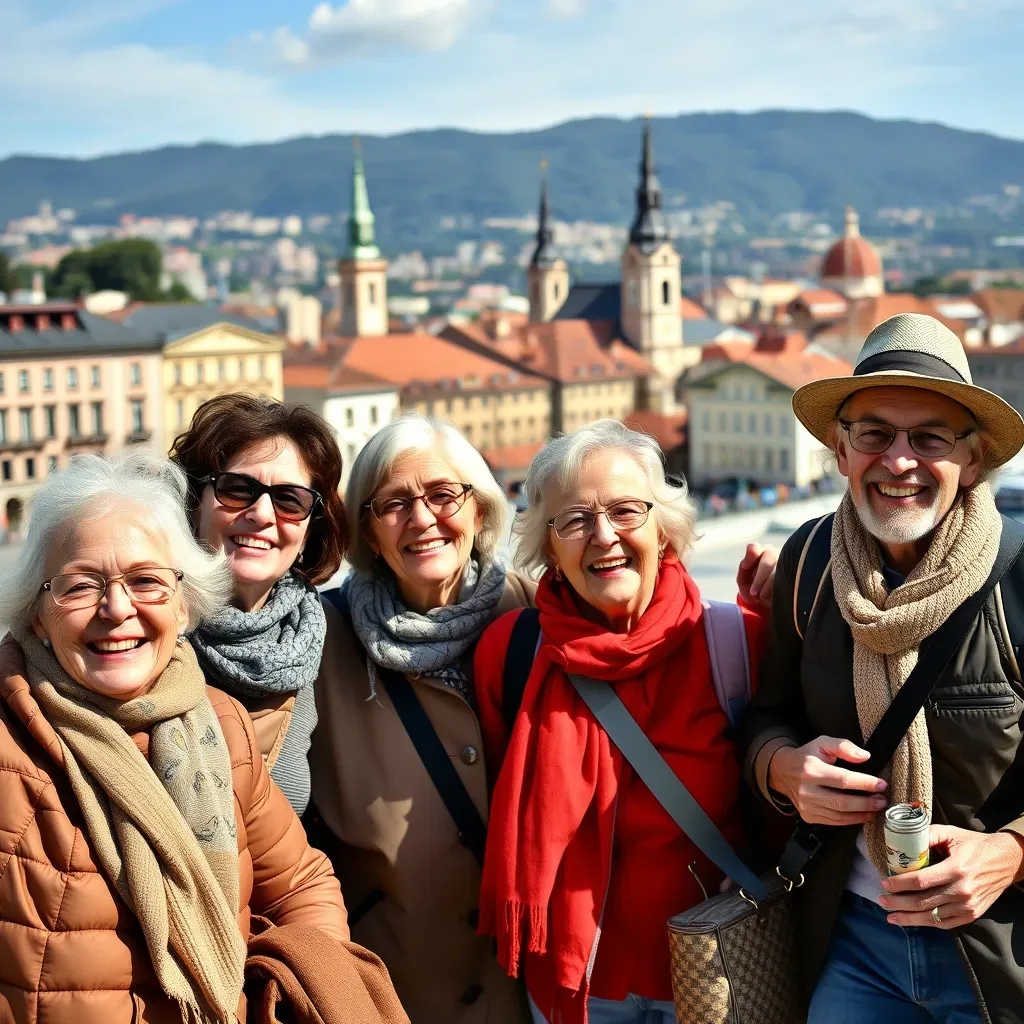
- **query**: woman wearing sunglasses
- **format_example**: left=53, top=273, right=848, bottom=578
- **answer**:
left=167, top=392, right=349, bottom=816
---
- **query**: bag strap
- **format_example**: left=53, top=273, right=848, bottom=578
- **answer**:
left=793, top=513, right=834, bottom=640
left=779, top=513, right=1024, bottom=883
left=322, top=587, right=488, bottom=868
left=701, top=599, right=751, bottom=727
left=502, top=608, right=541, bottom=733
left=569, top=673, right=769, bottom=902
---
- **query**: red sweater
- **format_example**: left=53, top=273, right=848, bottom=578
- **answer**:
left=475, top=601, right=765, bottom=1004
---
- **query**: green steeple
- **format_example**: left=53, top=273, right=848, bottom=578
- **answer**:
left=347, top=137, right=380, bottom=260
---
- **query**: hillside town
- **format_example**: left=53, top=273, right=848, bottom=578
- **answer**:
left=1, top=120, right=1023, bottom=539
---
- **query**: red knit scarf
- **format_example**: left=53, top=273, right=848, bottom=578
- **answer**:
left=478, top=557, right=702, bottom=1023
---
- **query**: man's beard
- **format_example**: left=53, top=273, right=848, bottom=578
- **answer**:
left=852, top=472, right=943, bottom=546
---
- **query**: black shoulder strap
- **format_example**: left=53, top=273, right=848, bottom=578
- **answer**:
left=321, top=586, right=488, bottom=868
left=795, top=513, right=834, bottom=639
left=780, top=514, right=1024, bottom=883
left=502, top=608, right=541, bottom=733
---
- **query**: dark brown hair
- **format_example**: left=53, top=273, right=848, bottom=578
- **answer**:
left=169, top=393, right=348, bottom=585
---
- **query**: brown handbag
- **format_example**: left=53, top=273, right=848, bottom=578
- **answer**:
left=568, top=674, right=805, bottom=1024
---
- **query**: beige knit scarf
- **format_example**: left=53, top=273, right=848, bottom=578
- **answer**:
left=830, top=482, right=1002, bottom=876
left=15, top=631, right=246, bottom=1024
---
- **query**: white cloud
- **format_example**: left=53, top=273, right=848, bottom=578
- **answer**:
left=275, top=0, right=481, bottom=66
left=546, top=0, right=586, bottom=17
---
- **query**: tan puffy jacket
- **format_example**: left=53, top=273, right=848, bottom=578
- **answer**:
left=0, top=674, right=350, bottom=1024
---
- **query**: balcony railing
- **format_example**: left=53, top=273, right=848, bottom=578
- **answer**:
left=0, top=437, right=44, bottom=453
left=65, top=432, right=109, bottom=448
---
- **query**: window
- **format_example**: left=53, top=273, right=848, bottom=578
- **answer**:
left=90, top=365, right=100, bottom=389
left=765, top=449, right=774, bottom=472
left=176, top=399, right=185, bottom=427
left=718, top=412, right=727, bottom=433
left=464, top=424, right=473, bottom=440
left=780, top=449, right=790, bottom=473
left=130, top=399, right=144, bottom=435
left=25, top=457, right=34, bottom=480
left=237, top=358, right=245, bottom=380
left=662, top=280, right=670, bottom=306
left=18, top=370, right=29, bottom=393
left=482, top=396, right=489, bottom=408
left=780, top=414, right=792, bottom=436
left=554, top=282, right=560, bottom=301
left=344, top=408, right=354, bottom=428
left=748, top=385, right=757, bottom=401
left=48, top=455, right=58, bottom=474
left=748, top=413, right=756, bottom=433
left=0, top=371, right=4, bottom=394
left=1, top=461, right=10, bottom=482
left=67, top=367, right=78, bottom=389
left=91, top=402, right=103, bottom=436
left=258, top=357, right=266, bottom=379
left=44, top=406, right=55, bottom=438
left=368, top=283, right=376, bottom=305
left=173, top=363, right=182, bottom=386
left=195, top=361, right=204, bottom=384
left=19, top=408, right=31, bottom=441
left=0, top=409, right=5, bottom=444
left=733, top=413, right=742, bottom=433
left=764, top=414, right=773, bottom=436
left=130, top=362, right=142, bottom=386
left=68, top=403, right=80, bottom=436
left=703, top=444, right=712, bottom=466
left=43, top=368, right=53, bottom=391
left=370, top=405, right=378, bottom=426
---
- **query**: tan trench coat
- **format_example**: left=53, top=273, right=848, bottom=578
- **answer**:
left=308, top=575, right=536, bottom=1024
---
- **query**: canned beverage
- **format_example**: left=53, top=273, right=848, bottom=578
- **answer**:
left=884, top=802, right=931, bottom=875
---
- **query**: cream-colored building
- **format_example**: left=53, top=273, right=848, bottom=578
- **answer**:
left=682, top=352, right=851, bottom=489
left=0, top=303, right=163, bottom=538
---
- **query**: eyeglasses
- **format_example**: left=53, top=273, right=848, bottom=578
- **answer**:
left=43, top=568, right=184, bottom=610
left=202, top=472, right=322, bottom=523
left=548, top=499, right=654, bottom=540
left=366, top=482, right=473, bottom=525
left=839, top=419, right=974, bottom=459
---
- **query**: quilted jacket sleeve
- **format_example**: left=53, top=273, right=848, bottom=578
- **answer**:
left=236, top=699, right=351, bottom=942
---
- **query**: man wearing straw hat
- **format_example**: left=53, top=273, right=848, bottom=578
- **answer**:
left=741, top=313, right=1024, bottom=1023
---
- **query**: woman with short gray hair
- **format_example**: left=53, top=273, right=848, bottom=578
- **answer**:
left=0, top=450, right=350, bottom=1023
left=471, top=419, right=776, bottom=1024
left=308, top=413, right=537, bottom=1024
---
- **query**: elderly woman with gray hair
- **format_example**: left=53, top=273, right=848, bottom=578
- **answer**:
left=306, top=414, right=776, bottom=1024
left=0, top=451, right=350, bottom=1024
left=472, top=420, right=774, bottom=1024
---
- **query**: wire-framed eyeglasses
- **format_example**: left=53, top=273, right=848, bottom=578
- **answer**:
left=548, top=500, right=654, bottom=540
left=365, top=482, right=473, bottom=525
left=839, top=419, right=973, bottom=459
left=42, top=568, right=184, bottom=609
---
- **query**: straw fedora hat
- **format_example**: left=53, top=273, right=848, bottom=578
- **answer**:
left=792, top=313, right=1024, bottom=468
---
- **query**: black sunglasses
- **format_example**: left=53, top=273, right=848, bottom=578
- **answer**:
left=202, top=471, right=322, bottom=523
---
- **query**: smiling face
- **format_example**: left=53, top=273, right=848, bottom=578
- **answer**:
left=835, top=386, right=984, bottom=551
left=32, top=510, right=187, bottom=700
left=197, top=437, right=313, bottom=612
left=546, top=448, right=662, bottom=632
left=363, top=447, right=483, bottom=613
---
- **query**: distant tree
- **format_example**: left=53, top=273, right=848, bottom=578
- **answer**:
left=162, top=281, right=196, bottom=302
left=49, top=239, right=165, bottom=301
left=49, top=249, right=96, bottom=299
left=0, top=252, right=14, bottom=295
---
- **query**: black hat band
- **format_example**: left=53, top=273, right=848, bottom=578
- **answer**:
left=854, top=350, right=967, bottom=384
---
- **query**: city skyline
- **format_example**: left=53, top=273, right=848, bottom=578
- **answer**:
left=2, top=0, right=1023, bottom=160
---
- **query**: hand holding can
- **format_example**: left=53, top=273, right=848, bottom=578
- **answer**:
left=884, top=802, right=931, bottom=875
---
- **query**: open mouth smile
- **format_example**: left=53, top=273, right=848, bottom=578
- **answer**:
left=587, top=556, right=632, bottom=576
left=87, top=638, right=147, bottom=655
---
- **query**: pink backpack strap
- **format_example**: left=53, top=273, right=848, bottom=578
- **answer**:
left=701, top=599, right=752, bottom=727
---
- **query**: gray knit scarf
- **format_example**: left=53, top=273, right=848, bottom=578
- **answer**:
left=190, top=572, right=326, bottom=815
left=345, top=555, right=508, bottom=700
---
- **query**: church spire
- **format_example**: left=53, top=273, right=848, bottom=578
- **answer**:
left=628, top=115, right=669, bottom=253
left=347, top=136, right=380, bottom=260
left=530, top=160, right=557, bottom=268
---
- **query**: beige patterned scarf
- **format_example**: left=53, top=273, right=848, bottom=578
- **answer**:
left=15, top=631, right=246, bottom=1024
left=830, top=483, right=1002, bottom=876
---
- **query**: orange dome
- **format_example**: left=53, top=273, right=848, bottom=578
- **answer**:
left=821, top=207, right=881, bottom=280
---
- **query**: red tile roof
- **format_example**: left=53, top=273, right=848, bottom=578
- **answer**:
left=755, top=328, right=809, bottom=355
left=742, top=352, right=853, bottom=391
left=972, top=289, right=1024, bottom=324
left=480, top=441, right=544, bottom=473
left=679, top=296, right=709, bottom=319
left=623, top=411, right=687, bottom=451
left=813, top=294, right=968, bottom=343
left=822, top=235, right=882, bottom=279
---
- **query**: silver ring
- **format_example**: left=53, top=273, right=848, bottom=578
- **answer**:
left=931, top=906, right=942, bottom=925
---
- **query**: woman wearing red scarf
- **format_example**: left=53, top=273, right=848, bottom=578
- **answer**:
left=475, top=421, right=770, bottom=1024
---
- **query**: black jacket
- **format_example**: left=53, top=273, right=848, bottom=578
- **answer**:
left=741, top=515, right=1024, bottom=1024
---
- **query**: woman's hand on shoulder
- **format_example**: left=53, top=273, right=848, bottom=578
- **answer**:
left=736, top=543, right=777, bottom=609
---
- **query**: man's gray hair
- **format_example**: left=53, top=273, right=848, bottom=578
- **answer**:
left=345, top=413, right=512, bottom=575
left=513, top=419, right=699, bottom=574
left=0, top=450, right=234, bottom=632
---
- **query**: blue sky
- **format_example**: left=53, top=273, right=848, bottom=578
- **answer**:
left=2, top=0, right=1023, bottom=158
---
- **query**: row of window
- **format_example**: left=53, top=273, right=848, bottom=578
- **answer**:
left=565, top=408, right=626, bottom=426
left=1, top=454, right=59, bottom=484
left=454, top=419, right=549, bottom=446
left=703, top=444, right=792, bottom=474
left=343, top=406, right=380, bottom=428
left=699, top=410, right=793, bottom=437
left=0, top=363, right=143, bottom=396
left=171, top=357, right=266, bottom=387
left=716, top=382, right=768, bottom=403
left=0, top=400, right=145, bottom=443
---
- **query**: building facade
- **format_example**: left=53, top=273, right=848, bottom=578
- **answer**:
left=0, top=304, right=163, bottom=538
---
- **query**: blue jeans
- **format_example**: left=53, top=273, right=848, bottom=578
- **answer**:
left=530, top=993, right=676, bottom=1023
left=809, top=893, right=984, bottom=1023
